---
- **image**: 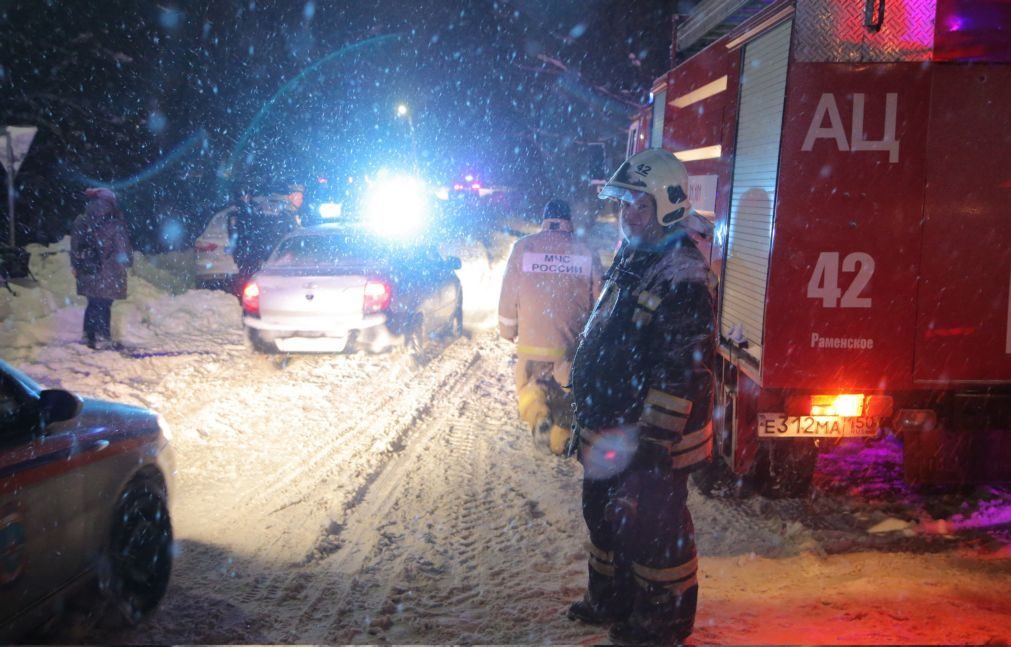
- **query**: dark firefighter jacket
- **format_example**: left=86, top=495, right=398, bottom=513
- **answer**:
left=571, top=231, right=716, bottom=470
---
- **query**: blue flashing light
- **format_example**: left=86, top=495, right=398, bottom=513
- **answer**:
left=362, top=174, right=429, bottom=238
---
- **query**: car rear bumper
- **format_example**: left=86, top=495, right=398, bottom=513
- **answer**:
left=243, top=312, right=407, bottom=352
left=244, top=311, right=387, bottom=332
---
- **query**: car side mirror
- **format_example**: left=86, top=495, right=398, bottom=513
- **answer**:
left=39, top=389, right=83, bottom=426
left=445, top=256, right=462, bottom=271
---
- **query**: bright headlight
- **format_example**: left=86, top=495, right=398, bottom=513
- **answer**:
left=363, top=174, right=428, bottom=237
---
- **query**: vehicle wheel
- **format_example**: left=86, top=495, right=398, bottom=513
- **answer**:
left=692, top=385, right=739, bottom=496
left=751, top=440, right=818, bottom=499
left=246, top=329, right=276, bottom=354
left=103, top=477, right=173, bottom=626
left=406, top=314, right=426, bottom=354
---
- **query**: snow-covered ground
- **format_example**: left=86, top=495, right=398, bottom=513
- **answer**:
left=2, top=233, right=1009, bottom=645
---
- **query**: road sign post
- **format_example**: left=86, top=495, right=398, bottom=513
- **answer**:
left=0, top=126, right=38, bottom=246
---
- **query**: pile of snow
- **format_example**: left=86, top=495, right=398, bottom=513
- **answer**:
left=0, top=237, right=242, bottom=356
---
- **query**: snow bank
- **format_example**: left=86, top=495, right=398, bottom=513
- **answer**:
left=0, top=237, right=242, bottom=355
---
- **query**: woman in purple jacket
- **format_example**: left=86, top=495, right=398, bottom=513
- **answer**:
left=70, top=188, right=132, bottom=350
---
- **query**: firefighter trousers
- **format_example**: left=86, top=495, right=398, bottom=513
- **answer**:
left=514, top=358, right=572, bottom=455
left=580, top=457, right=698, bottom=639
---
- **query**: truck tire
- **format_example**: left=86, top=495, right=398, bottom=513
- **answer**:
left=751, top=439, right=818, bottom=499
left=692, top=387, right=738, bottom=497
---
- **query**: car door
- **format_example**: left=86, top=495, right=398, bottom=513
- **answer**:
left=0, top=376, right=84, bottom=629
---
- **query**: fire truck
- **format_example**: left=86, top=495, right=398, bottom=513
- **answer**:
left=628, top=0, right=1011, bottom=496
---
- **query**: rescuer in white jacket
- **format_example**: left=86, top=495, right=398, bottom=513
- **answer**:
left=499, top=199, right=603, bottom=454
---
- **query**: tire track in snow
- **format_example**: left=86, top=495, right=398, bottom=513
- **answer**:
left=178, top=338, right=483, bottom=630
left=259, top=342, right=488, bottom=642
left=284, top=337, right=594, bottom=645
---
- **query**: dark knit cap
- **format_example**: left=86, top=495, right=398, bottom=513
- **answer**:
left=543, top=198, right=571, bottom=220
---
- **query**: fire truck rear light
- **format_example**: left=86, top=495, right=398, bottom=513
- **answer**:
left=827, top=394, right=864, bottom=417
left=787, top=394, right=866, bottom=416
left=895, top=409, right=937, bottom=433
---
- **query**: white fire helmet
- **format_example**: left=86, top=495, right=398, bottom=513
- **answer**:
left=599, top=148, right=693, bottom=228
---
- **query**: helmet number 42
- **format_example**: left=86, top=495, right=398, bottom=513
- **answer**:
left=807, top=252, right=874, bottom=308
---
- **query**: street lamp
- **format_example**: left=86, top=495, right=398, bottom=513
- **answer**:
left=395, top=103, right=419, bottom=173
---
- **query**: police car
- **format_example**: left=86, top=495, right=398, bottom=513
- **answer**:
left=0, top=360, right=175, bottom=639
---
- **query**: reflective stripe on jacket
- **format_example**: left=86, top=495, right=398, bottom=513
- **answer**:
left=571, top=231, right=716, bottom=470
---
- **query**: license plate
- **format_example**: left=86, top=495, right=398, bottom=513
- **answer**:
left=757, top=413, right=878, bottom=438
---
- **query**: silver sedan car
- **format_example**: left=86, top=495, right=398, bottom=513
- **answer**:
left=241, top=224, right=463, bottom=353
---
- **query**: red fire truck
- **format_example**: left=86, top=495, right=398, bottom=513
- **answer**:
left=628, top=0, right=1011, bottom=495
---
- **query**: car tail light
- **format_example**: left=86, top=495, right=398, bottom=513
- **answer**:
left=195, top=242, right=218, bottom=252
left=363, top=279, right=392, bottom=314
left=242, top=281, right=260, bottom=317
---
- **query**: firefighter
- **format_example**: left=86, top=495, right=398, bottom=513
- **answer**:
left=566, top=149, right=716, bottom=644
left=499, top=198, right=603, bottom=455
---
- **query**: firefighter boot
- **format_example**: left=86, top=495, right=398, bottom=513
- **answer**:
left=548, top=424, right=570, bottom=456
left=609, top=576, right=697, bottom=645
left=568, top=541, right=633, bottom=625
left=609, top=619, right=693, bottom=645
left=566, top=597, right=626, bottom=625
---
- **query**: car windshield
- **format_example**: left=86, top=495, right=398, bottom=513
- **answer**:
left=267, top=232, right=392, bottom=268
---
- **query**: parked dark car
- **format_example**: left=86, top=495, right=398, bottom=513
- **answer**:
left=0, top=360, right=174, bottom=639
left=241, top=224, right=463, bottom=354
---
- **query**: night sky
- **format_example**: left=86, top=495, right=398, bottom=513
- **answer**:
left=1, top=0, right=695, bottom=249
